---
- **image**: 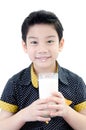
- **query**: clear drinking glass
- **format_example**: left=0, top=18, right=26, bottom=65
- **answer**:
left=38, top=73, right=58, bottom=99
left=38, top=73, right=58, bottom=118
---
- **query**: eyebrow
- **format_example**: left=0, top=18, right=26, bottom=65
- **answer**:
left=27, top=36, right=37, bottom=39
left=27, top=35, right=56, bottom=39
left=46, top=35, right=56, bottom=38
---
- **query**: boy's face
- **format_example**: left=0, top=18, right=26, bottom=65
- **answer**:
left=22, top=24, right=64, bottom=73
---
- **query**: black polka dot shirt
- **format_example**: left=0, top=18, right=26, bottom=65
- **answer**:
left=0, top=63, right=86, bottom=130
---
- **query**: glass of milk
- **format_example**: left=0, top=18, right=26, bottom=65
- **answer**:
left=38, top=73, right=58, bottom=99
left=38, top=73, right=58, bottom=118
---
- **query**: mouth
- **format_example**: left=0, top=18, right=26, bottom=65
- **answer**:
left=35, top=56, right=51, bottom=62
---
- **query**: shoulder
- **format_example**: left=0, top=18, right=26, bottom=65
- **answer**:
left=59, top=65, right=85, bottom=86
left=5, top=65, right=31, bottom=87
left=1, top=65, right=31, bottom=98
left=61, top=66, right=79, bottom=78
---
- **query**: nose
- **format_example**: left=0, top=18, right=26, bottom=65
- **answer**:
left=37, top=43, right=48, bottom=53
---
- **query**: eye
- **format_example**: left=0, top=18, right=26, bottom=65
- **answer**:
left=47, top=40, right=54, bottom=44
left=30, top=41, right=38, bottom=45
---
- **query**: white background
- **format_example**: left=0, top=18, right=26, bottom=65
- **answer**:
left=0, top=0, right=86, bottom=96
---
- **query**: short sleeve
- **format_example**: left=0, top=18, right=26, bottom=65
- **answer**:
left=0, top=78, right=18, bottom=113
left=74, top=77, right=86, bottom=111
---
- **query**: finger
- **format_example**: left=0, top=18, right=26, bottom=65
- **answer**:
left=46, top=96, right=64, bottom=104
left=37, top=116, right=51, bottom=122
left=51, top=92, right=64, bottom=98
left=38, top=104, right=48, bottom=110
left=37, top=109, right=51, bottom=117
left=34, top=98, right=48, bottom=105
left=48, top=104, right=63, bottom=110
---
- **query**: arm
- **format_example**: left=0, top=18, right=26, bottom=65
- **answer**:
left=47, top=92, right=86, bottom=130
left=0, top=110, right=25, bottom=130
left=63, top=106, right=86, bottom=130
left=0, top=99, right=51, bottom=130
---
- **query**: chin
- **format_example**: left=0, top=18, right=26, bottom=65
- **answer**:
left=37, top=63, right=52, bottom=69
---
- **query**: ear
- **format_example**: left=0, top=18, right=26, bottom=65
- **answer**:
left=59, top=38, right=64, bottom=52
left=22, top=40, right=27, bottom=53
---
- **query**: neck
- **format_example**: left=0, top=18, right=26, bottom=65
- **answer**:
left=33, top=62, right=57, bottom=75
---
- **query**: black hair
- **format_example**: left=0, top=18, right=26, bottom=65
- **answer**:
left=21, top=10, right=64, bottom=42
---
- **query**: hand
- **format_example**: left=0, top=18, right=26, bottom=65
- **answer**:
left=19, top=98, right=51, bottom=123
left=47, top=92, right=68, bottom=118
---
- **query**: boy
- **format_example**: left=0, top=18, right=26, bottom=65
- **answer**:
left=0, top=10, right=86, bottom=130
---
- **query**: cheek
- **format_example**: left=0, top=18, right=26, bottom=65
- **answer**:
left=27, top=49, right=35, bottom=60
left=52, top=47, right=59, bottom=54
left=52, top=48, right=60, bottom=59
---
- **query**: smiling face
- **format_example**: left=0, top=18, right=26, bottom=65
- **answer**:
left=22, top=24, right=64, bottom=74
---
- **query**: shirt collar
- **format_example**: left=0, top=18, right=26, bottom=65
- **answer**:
left=31, top=64, right=38, bottom=88
left=58, top=64, right=69, bottom=85
left=31, top=62, right=68, bottom=88
left=31, top=62, right=58, bottom=88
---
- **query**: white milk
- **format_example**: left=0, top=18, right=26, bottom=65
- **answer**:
left=39, top=73, right=58, bottom=99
